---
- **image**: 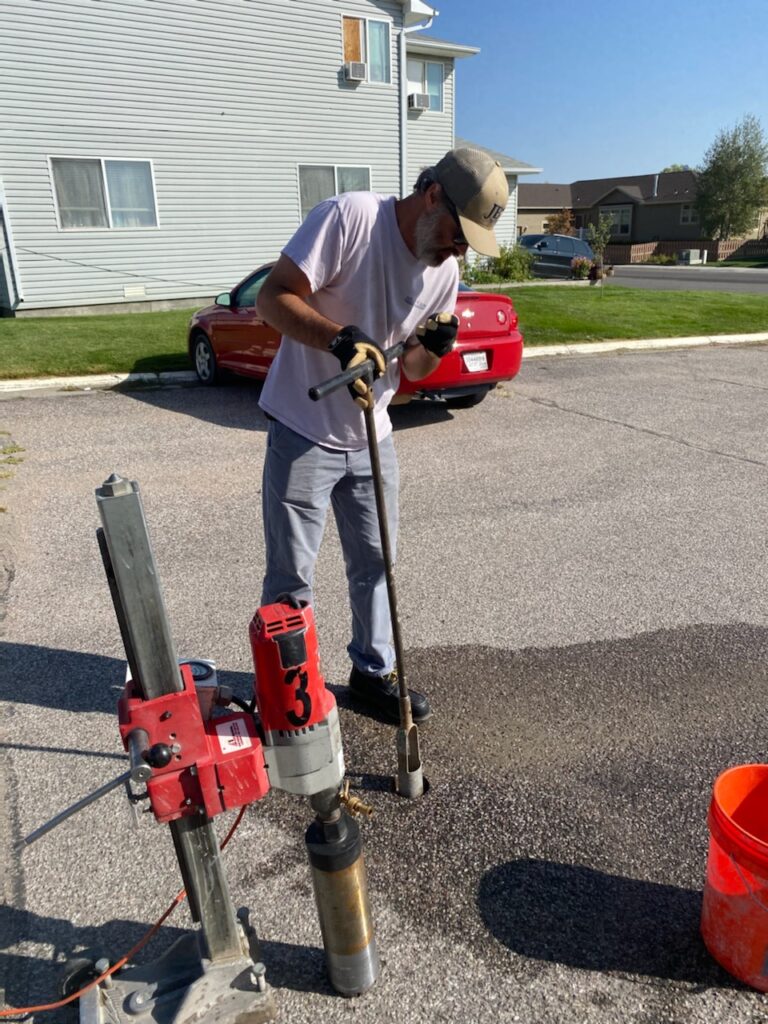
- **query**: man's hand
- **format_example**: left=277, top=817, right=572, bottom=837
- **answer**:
left=416, top=312, right=460, bottom=358
left=329, top=326, right=386, bottom=410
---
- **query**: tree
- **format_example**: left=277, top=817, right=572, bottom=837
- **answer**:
left=586, top=214, right=613, bottom=267
left=660, top=163, right=690, bottom=172
left=546, top=208, right=574, bottom=235
left=695, top=114, right=768, bottom=240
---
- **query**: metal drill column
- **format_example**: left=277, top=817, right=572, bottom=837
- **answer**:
left=95, top=473, right=242, bottom=963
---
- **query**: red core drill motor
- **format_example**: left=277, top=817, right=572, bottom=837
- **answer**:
left=250, top=595, right=379, bottom=997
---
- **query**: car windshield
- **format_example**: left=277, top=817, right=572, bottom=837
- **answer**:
left=518, top=235, right=543, bottom=248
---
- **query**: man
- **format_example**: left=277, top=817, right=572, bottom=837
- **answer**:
left=257, top=146, right=508, bottom=722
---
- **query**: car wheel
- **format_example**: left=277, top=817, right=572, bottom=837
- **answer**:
left=192, top=332, right=219, bottom=385
left=445, top=391, right=487, bottom=409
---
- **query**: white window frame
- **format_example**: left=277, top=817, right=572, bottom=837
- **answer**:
left=406, top=57, right=444, bottom=112
left=680, top=203, right=699, bottom=225
left=49, top=155, right=160, bottom=231
left=296, top=163, right=372, bottom=220
left=341, top=14, right=392, bottom=86
left=599, top=204, right=632, bottom=237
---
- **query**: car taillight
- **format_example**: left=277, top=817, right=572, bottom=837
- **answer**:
left=499, top=306, right=518, bottom=330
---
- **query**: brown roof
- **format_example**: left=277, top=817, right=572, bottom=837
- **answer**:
left=520, top=171, right=698, bottom=210
left=517, top=183, right=572, bottom=208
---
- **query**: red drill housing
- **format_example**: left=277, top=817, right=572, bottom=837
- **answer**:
left=250, top=599, right=335, bottom=734
left=118, top=663, right=270, bottom=823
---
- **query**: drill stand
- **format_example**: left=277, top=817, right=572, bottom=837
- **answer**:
left=89, top=474, right=276, bottom=1024
left=76, top=917, right=273, bottom=1024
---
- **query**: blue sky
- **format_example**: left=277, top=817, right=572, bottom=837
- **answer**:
left=431, top=0, right=768, bottom=183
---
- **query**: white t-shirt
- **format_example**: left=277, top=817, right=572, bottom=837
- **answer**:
left=258, top=191, right=459, bottom=451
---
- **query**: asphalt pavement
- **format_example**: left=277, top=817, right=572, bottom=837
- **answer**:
left=608, top=264, right=768, bottom=293
left=2, top=342, right=768, bottom=1023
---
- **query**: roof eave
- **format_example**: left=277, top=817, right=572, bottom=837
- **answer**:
left=406, top=37, right=480, bottom=58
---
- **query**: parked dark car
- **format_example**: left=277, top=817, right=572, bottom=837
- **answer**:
left=518, top=233, right=595, bottom=278
left=188, top=265, right=524, bottom=409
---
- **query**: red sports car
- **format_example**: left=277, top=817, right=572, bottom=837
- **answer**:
left=188, top=264, right=523, bottom=408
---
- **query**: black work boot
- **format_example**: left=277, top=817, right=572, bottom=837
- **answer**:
left=348, top=666, right=432, bottom=723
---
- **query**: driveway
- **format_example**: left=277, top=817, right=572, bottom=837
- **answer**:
left=2, top=346, right=768, bottom=1023
left=608, top=264, right=768, bottom=293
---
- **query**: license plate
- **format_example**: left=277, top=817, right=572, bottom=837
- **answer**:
left=463, top=352, right=488, bottom=373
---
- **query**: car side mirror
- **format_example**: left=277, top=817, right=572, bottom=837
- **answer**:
left=215, top=292, right=232, bottom=307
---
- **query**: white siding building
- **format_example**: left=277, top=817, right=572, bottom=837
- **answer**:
left=0, top=0, right=537, bottom=314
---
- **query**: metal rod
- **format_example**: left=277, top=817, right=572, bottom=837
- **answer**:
left=361, top=386, right=424, bottom=799
left=362, top=398, right=410, bottom=719
left=308, top=355, right=424, bottom=797
left=20, top=770, right=132, bottom=847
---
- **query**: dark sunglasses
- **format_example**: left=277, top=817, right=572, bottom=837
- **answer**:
left=442, top=196, right=468, bottom=248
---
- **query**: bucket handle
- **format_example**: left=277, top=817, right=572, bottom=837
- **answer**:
left=730, top=853, right=768, bottom=914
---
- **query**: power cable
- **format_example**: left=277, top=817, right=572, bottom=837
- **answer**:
left=0, top=806, right=247, bottom=1019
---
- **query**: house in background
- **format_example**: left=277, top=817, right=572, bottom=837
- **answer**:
left=519, top=172, right=709, bottom=243
left=516, top=183, right=574, bottom=236
left=520, top=171, right=768, bottom=245
left=0, top=1, right=538, bottom=316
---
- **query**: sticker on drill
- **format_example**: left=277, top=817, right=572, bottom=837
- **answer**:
left=215, top=717, right=253, bottom=753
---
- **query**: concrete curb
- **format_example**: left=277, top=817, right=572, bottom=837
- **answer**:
left=0, top=370, right=198, bottom=395
left=522, top=331, right=768, bottom=359
left=1, top=334, right=767, bottom=395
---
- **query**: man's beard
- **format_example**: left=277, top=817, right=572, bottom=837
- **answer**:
left=414, top=205, right=450, bottom=267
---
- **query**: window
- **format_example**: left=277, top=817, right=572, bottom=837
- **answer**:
left=342, top=16, right=391, bottom=83
left=51, top=157, right=157, bottom=230
left=298, top=165, right=371, bottom=219
left=599, top=204, right=632, bottom=236
left=235, top=268, right=271, bottom=307
left=680, top=203, right=699, bottom=225
left=407, top=58, right=444, bottom=111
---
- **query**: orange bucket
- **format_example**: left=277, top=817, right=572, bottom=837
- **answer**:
left=701, top=764, right=768, bottom=990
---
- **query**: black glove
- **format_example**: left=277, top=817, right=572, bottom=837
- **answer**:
left=416, top=312, right=459, bottom=357
left=328, top=326, right=386, bottom=409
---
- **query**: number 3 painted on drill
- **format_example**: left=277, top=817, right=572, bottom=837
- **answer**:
left=284, top=667, right=312, bottom=727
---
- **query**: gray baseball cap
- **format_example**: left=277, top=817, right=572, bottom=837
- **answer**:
left=434, top=147, right=509, bottom=257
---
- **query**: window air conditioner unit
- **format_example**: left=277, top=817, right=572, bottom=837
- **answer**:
left=408, top=92, right=430, bottom=110
left=344, top=62, right=367, bottom=82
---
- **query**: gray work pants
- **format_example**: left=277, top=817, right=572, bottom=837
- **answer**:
left=261, top=418, right=399, bottom=676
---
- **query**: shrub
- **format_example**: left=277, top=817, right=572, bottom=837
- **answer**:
left=571, top=255, right=592, bottom=279
left=461, top=244, right=534, bottom=285
left=642, top=254, right=677, bottom=265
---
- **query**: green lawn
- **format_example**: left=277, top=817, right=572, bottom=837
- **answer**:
left=0, top=307, right=197, bottom=379
left=707, top=259, right=768, bottom=268
left=1, top=286, right=768, bottom=378
left=508, top=285, right=768, bottom=347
